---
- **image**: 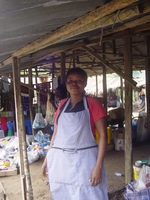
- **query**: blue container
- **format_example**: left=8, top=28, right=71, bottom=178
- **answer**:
left=25, top=119, right=32, bottom=134
left=7, top=121, right=13, bottom=130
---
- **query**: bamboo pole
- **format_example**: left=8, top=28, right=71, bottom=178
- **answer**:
left=124, top=36, right=133, bottom=184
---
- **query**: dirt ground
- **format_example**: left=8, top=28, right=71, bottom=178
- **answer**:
left=0, top=141, right=150, bottom=200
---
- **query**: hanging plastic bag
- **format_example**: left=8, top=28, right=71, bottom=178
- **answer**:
left=34, top=130, right=44, bottom=144
left=27, top=150, right=39, bottom=164
left=32, top=113, right=46, bottom=129
left=134, top=165, right=150, bottom=192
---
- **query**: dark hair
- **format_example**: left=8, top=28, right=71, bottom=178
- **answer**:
left=55, top=83, right=67, bottom=100
left=66, top=68, right=87, bottom=83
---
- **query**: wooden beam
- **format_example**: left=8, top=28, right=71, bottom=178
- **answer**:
left=67, top=5, right=140, bottom=41
left=105, top=14, right=150, bottom=37
left=82, top=46, right=137, bottom=87
left=32, top=41, right=85, bottom=64
left=11, top=0, right=138, bottom=58
left=124, top=36, right=133, bottom=184
left=0, top=57, right=12, bottom=68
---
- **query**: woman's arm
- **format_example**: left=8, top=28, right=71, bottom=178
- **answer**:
left=41, top=126, right=57, bottom=177
left=89, top=117, right=107, bottom=186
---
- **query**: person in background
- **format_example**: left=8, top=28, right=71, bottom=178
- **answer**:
left=42, top=68, right=108, bottom=200
left=55, top=83, right=68, bottom=107
left=108, top=88, right=117, bottom=107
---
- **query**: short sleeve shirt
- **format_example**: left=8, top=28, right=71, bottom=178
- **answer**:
left=54, top=95, right=106, bottom=136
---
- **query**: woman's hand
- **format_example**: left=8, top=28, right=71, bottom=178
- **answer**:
left=41, top=157, right=48, bottom=177
left=41, top=126, right=57, bottom=177
left=89, top=117, right=107, bottom=187
left=89, top=166, right=102, bottom=187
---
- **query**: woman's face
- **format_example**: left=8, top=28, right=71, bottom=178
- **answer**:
left=66, top=72, right=87, bottom=96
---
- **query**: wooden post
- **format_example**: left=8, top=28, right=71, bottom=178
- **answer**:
left=35, top=67, right=38, bottom=110
left=103, top=66, right=107, bottom=110
left=24, top=70, right=25, bottom=83
left=145, top=36, right=150, bottom=138
left=73, top=52, right=76, bottom=68
left=96, top=74, right=98, bottom=96
left=10, top=81, right=16, bottom=132
left=12, top=57, right=26, bottom=200
left=61, top=52, right=66, bottom=84
left=102, top=43, right=107, bottom=110
left=28, top=67, right=35, bottom=135
left=120, top=77, right=123, bottom=107
left=124, top=36, right=133, bottom=184
left=52, top=61, right=55, bottom=91
left=12, top=57, right=33, bottom=200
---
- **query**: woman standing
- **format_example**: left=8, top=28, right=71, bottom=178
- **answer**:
left=42, top=68, right=108, bottom=200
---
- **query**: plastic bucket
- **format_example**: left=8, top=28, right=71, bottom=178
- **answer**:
left=95, top=127, right=111, bottom=145
left=133, top=164, right=142, bottom=180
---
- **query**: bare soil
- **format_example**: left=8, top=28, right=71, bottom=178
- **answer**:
left=0, top=141, right=150, bottom=200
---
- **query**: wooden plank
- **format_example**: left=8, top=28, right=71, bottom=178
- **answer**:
left=82, top=46, right=137, bottom=87
left=0, top=167, right=17, bottom=177
left=11, top=0, right=139, bottom=58
left=124, top=36, right=133, bottom=184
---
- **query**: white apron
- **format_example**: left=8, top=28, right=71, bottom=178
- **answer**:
left=47, top=96, right=108, bottom=200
